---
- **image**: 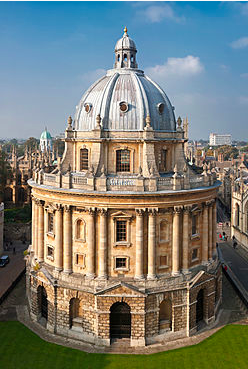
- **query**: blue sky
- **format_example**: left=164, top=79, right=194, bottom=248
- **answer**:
left=0, top=1, right=248, bottom=140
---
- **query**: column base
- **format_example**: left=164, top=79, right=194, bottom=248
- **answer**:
left=134, top=275, right=145, bottom=280
left=86, top=273, right=95, bottom=279
left=172, top=271, right=180, bottom=276
left=97, top=275, right=108, bottom=280
left=63, top=269, right=72, bottom=274
left=182, top=269, right=190, bottom=275
left=147, top=274, right=157, bottom=280
left=55, top=267, right=63, bottom=272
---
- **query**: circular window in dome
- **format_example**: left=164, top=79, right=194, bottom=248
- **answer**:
left=84, top=103, right=92, bottom=113
left=158, top=103, right=165, bottom=114
left=119, top=101, right=128, bottom=113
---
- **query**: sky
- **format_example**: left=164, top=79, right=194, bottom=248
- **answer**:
left=0, top=1, right=248, bottom=140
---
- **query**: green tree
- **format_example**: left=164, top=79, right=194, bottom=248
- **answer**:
left=0, top=151, right=13, bottom=202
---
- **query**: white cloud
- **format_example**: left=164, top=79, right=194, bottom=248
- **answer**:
left=238, top=96, right=248, bottom=105
left=138, top=4, right=185, bottom=24
left=145, top=56, right=204, bottom=79
left=240, top=2, right=248, bottom=16
left=230, top=37, right=248, bottom=49
left=80, top=68, right=106, bottom=85
left=240, top=73, right=248, bottom=79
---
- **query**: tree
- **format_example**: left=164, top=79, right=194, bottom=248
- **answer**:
left=0, top=151, right=13, bottom=202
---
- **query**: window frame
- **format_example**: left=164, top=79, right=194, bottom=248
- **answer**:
left=80, top=148, right=89, bottom=171
left=46, top=245, right=54, bottom=261
left=74, top=253, right=86, bottom=268
left=112, top=212, right=132, bottom=247
left=114, top=256, right=130, bottom=272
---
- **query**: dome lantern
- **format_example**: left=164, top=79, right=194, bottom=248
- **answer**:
left=114, top=27, right=138, bottom=69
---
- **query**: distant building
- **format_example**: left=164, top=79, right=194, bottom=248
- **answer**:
left=209, top=133, right=231, bottom=146
left=40, top=128, right=52, bottom=152
left=0, top=203, right=4, bottom=255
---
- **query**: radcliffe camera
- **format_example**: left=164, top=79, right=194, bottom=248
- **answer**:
left=0, top=2, right=248, bottom=369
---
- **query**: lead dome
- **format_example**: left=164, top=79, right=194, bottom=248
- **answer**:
left=74, top=28, right=176, bottom=132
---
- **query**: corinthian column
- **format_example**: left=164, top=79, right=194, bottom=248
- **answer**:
left=63, top=205, right=72, bottom=274
left=135, top=209, right=144, bottom=279
left=98, top=209, right=107, bottom=279
left=87, top=208, right=95, bottom=278
left=202, top=203, right=209, bottom=264
left=182, top=206, right=190, bottom=272
left=37, top=200, right=44, bottom=262
left=34, top=199, right=39, bottom=259
left=31, top=197, right=35, bottom=252
left=172, top=207, right=181, bottom=275
left=55, top=204, right=63, bottom=271
left=208, top=202, right=213, bottom=260
left=147, top=209, right=157, bottom=280
left=212, top=201, right=217, bottom=255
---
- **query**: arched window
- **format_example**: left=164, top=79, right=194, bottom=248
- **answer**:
left=159, top=221, right=169, bottom=242
left=235, top=203, right=240, bottom=227
left=76, top=219, right=86, bottom=241
left=4, top=187, right=13, bottom=202
left=116, top=150, right=130, bottom=172
left=37, top=285, right=48, bottom=320
left=118, top=54, right=120, bottom=62
left=159, top=300, right=172, bottom=331
left=69, top=297, right=80, bottom=328
left=124, top=53, right=127, bottom=61
left=80, top=148, right=88, bottom=171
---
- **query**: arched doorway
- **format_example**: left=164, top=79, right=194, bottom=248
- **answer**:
left=110, top=302, right=131, bottom=339
left=37, top=285, right=48, bottom=320
left=196, top=289, right=204, bottom=324
left=69, top=298, right=80, bottom=328
left=159, top=299, right=172, bottom=331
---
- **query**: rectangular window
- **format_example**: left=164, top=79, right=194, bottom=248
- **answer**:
left=47, top=245, right=54, bottom=260
left=116, top=220, right=127, bottom=242
left=116, top=150, right=130, bottom=172
left=192, top=248, right=198, bottom=260
left=80, top=149, right=88, bottom=171
left=116, top=257, right=127, bottom=269
left=76, top=254, right=85, bottom=266
left=48, top=213, right=54, bottom=233
left=192, top=214, right=197, bottom=235
left=160, top=255, right=168, bottom=266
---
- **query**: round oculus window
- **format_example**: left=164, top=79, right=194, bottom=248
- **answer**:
left=84, top=103, right=92, bottom=113
left=158, top=103, right=165, bottom=114
left=119, top=101, right=128, bottom=113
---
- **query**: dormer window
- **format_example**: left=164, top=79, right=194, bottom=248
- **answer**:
left=158, top=103, right=165, bottom=114
left=119, top=101, right=128, bottom=113
left=84, top=103, right=92, bottom=113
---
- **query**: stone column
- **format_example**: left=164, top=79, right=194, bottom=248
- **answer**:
left=34, top=199, right=39, bottom=259
left=172, top=207, right=181, bottom=275
left=182, top=206, right=190, bottom=272
left=135, top=209, right=144, bottom=279
left=87, top=208, right=95, bottom=278
left=55, top=205, right=63, bottom=271
left=147, top=209, right=157, bottom=280
left=208, top=202, right=213, bottom=260
left=37, top=200, right=44, bottom=262
left=31, top=197, right=35, bottom=252
left=98, top=209, right=107, bottom=279
left=212, top=201, right=217, bottom=255
left=63, top=205, right=72, bottom=274
left=202, top=203, right=209, bottom=264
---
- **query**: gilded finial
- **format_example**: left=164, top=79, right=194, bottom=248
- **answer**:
left=124, top=26, right=128, bottom=35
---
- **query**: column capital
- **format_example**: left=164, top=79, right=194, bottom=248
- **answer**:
left=55, top=203, right=63, bottom=212
left=184, top=205, right=192, bottom=213
left=174, top=206, right=183, bottom=214
left=64, top=204, right=71, bottom=212
left=135, top=208, right=145, bottom=216
left=86, top=207, right=95, bottom=216
left=36, top=199, right=44, bottom=207
left=148, top=208, right=158, bottom=216
left=98, top=208, right=107, bottom=216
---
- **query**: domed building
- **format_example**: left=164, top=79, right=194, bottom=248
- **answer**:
left=27, top=28, right=222, bottom=347
left=40, top=128, right=52, bottom=152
